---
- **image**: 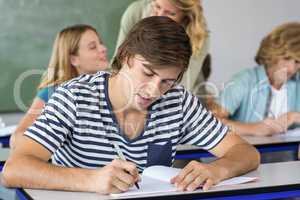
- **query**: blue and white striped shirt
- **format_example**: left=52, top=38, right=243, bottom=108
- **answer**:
left=25, top=72, right=228, bottom=172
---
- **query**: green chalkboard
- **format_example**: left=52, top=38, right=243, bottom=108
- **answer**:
left=0, top=0, right=134, bottom=112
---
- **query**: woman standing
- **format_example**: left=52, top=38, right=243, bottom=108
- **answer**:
left=115, top=0, right=209, bottom=99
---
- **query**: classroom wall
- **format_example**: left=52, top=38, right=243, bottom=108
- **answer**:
left=202, top=0, right=300, bottom=93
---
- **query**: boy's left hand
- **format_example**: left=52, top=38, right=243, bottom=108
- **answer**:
left=170, top=160, right=222, bottom=191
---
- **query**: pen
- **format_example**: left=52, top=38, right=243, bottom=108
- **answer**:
left=113, top=143, right=140, bottom=189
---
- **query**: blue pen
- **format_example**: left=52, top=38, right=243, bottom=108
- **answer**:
left=113, top=143, right=140, bottom=189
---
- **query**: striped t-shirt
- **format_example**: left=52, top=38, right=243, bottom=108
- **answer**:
left=25, top=71, right=228, bottom=172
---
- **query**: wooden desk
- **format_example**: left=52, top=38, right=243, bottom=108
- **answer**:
left=176, top=134, right=300, bottom=159
left=18, top=161, right=300, bottom=200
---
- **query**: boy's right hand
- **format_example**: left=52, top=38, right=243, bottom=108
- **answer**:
left=92, top=159, right=140, bottom=194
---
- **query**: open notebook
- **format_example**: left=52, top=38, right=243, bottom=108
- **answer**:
left=111, top=165, right=258, bottom=197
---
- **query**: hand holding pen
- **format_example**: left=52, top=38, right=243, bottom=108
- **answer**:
left=94, top=146, right=140, bottom=194
left=113, top=143, right=140, bottom=189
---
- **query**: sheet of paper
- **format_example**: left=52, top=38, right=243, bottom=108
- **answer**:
left=111, top=165, right=258, bottom=197
left=215, top=176, right=258, bottom=187
left=0, top=125, right=17, bottom=137
left=277, top=128, right=300, bottom=138
left=111, top=176, right=176, bottom=197
left=142, top=165, right=181, bottom=182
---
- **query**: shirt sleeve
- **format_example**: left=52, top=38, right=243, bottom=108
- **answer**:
left=180, top=37, right=209, bottom=101
left=113, top=1, right=144, bottom=58
left=216, top=71, right=248, bottom=116
left=36, top=86, right=56, bottom=103
left=179, top=90, right=228, bottom=150
left=25, top=86, right=77, bottom=153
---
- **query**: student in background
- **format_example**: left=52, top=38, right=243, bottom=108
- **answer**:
left=3, top=16, right=259, bottom=194
left=115, top=0, right=209, bottom=101
left=213, top=22, right=300, bottom=137
left=10, top=24, right=108, bottom=148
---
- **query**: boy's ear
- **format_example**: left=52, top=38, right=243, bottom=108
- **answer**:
left=70, top=55, right=80, bottom=67
left=123, top=55, right=134, bottom=69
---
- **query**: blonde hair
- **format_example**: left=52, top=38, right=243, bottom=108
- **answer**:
left=170, top=0, right=208, bottom=56
left=38, top=24, right=98, bottom=89
left=255, top=22, right=300, bottom=68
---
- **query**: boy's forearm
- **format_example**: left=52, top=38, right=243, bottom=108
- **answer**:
left=2, top=155, right=97, bottom=192
left=210, top=143, right=260, bottom=181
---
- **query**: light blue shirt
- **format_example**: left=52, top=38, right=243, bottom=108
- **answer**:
left=217, top=65, right=300, bottom=123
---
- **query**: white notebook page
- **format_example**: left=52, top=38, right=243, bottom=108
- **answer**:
left=111, top=165, right=258, bottom=197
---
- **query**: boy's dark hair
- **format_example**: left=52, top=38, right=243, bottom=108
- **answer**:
left=112, top=16, right=192, bottom=73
